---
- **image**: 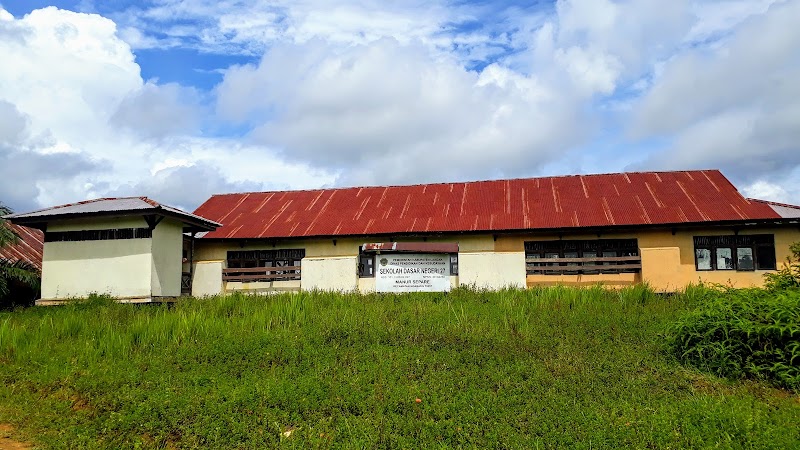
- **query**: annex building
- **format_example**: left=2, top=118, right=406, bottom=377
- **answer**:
left=6, top=170, right=800, bottom=303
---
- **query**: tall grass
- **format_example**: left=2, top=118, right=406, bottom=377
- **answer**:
left=667, top=285, right=800, bottom=390
left=0, top=286, right=797, bottom=449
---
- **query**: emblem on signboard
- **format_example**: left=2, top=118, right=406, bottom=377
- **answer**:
left=380, top=258, right=388, bottom=266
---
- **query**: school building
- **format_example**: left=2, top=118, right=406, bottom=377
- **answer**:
left=5, top=170, right=800, bottom=303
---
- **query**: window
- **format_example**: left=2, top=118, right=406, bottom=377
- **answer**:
left=525, top=239, right=640, bottom=275
left=449, top=254, right=459, bottom=276
left=693, top=235, right=775, bottom=271
left=358, top=251, right=375, bottom=278
left=225, top=249, right=305, bottom=282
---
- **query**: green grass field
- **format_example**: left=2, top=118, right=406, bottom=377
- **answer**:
left=0, top=287, right=798, bottom=449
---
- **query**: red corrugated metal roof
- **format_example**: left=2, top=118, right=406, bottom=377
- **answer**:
left=193, top=170, right=786, bottom=240
left=0, top=223, right=43, bottom=270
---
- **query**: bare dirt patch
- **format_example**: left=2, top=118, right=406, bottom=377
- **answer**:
left=0, top=424, right=34, bottom=449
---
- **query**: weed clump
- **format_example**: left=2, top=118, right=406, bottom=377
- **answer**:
left=764, top=241, right=800, bottom=290
left=667, top=286, right=800, bottom=390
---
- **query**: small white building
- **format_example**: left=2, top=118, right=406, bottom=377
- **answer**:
left=4, top=197, right=219, bottom=304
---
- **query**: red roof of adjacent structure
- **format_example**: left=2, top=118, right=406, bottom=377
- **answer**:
left=193, top=170, right=787, bottom=240
left=0, top=223, right=43, bottom=270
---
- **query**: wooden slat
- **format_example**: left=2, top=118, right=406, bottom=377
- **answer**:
left=222, top=266, right=301, bottom=274
left=527, top=264, right=642, bottom=272
left=525, top=256, right=641, bottom=264
left=223, top=274, right=301, bottom=282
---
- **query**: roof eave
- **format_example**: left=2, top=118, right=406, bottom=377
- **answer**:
left=6, top=208, right=220, bottom=232
left=196, top=217, right=800, bottom=241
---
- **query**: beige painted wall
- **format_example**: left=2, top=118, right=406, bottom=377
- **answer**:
left=192, top=235, right=490, bottom=263
left=225, top=280, right=301, bottom=293
left=190, top=226, right=800, bottom=293
left=151, top=218, right=184, bottom=297
left=302, top=256, right=358, bottom=292
left=640, top=227, right=800, bottom=291
left=193, top=239, right=360, bottom=262
left=526, top=272, right=641, bottom=287
left=500, top=227, right=800, bottom=291
left=42, top=238, right=153, bottom=299
left=459, top=252, right=527, bottom=289
left=192, top=261, right=223, bottom=297
left=640, top=247, right=681, bottom=291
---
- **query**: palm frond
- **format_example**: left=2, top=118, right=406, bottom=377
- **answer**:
left=0, top=259, right=41, bottom=296
left=0, top=203, right=21, bottom=248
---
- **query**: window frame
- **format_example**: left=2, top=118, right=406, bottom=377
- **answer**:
left=225, top=249, right=305, bottom=281
left=692, top=235, right=775, bottom=272
left=524, top=239, right=640, bottom=276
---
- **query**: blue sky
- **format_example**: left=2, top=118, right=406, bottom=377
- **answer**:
left=0, top=0, right=798, bottom=211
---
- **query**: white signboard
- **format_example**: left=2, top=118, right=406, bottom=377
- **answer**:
left=375, top=253, right=451, bottom=293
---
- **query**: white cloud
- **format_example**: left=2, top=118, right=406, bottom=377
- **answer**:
left=2, top=0, right=800, bottom=212
left=107, top=0, right=452, bottom=55
left=0, top=101, right=104, bottom=211
left=0, top=6, right=331, bottom=211
left=743, top=180, right=793, bottom=203
left=111, top=82, right=204, bottom=139
left=216, top=38, right=587, bottom=186
left=631, top=0, right=800, bottom=192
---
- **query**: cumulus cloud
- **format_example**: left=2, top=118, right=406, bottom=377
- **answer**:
left=0, top=6, right=315, bottom=211
left=631, top=0, right=800, bottom=186
left=108, top=162, right=263, bottom=211
left=111, top=82, right=204, bottom=139
left=106, top=0, right=453, bottom=54
left=216, top=38, right=586, bottom=186
left=2, top=0, right=800, bottom=212
left=743, top=180, right=795, bottom=204
left=0, top=101, right=105, bottom=211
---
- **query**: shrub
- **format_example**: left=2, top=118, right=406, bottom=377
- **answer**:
left=764, top=241, right=800, bottom=290
left=667, top=286, right=800, bottom=390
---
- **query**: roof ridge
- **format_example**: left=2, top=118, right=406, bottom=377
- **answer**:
left=206, top=169, right=723, bottom=198
left=748, top=198, right=800, bottom=209
left=13, top=196, right=156, bottom=216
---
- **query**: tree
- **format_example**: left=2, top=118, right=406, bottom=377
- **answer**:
left=0, top=203, right=41, bottom=302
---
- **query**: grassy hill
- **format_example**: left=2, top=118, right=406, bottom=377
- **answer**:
left=0, top=287, right=798, bottom=449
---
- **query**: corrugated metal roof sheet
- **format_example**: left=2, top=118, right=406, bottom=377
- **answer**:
left=7, top=197, right=158, bottom=217
left=750, top=198, right=800, bottom=219
left=0, top=223, right=43, bottom=270
left=194, top=170, right=789, bottom=240
left=5, top=197, right=220, bottom=230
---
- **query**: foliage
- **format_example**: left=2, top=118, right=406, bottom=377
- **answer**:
left=0, top=203, right=41, bottom=305
left=0, top=287, right=798, bottom=449
left=667, top=285, right=800, bottom=390
left=0, top=203, right=17, bottom=248
left=764, top=241, right=800, bottom=290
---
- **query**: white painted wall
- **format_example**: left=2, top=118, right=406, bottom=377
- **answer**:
left=191, top=261, right=224, bottom=297
left=42, top=239, right=153, bottom=299
left=301, top=256, right=358, bottom=292
left=458, top=252, right=526, bottom=289
left=151, top=218, right=184, bottom=297
left=225, top=280, right=301, bottom=293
